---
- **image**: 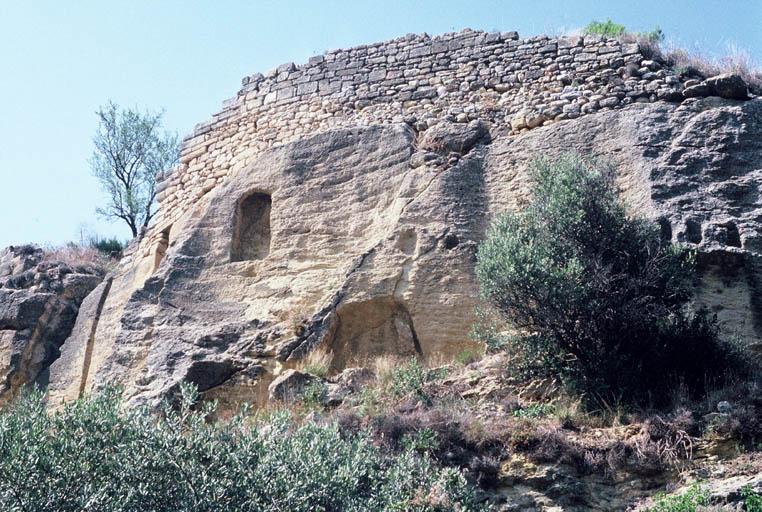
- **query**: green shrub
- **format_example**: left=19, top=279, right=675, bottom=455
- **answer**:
left=512, top=403, right=554, bottom=419
left=402, top=428, right=440, bottom=453
left=356, top=386, right=382, bottom=417
left=300, top=380, right=327, bottom=409
left=744, top=486, right=762, bottom=512
left=648, top=483, right=709, bottom=512
left=470, top=306, right=510, bottom=352
left=301, top=362, right=328, bottom=378
left=455, top=348, right=482, bottom=366
left=0, top=385, right=483, bottom=511
left=476, top=154, right=743, bottom=406
left=387, top=358, right=428, bottom=398
left=584, top=19, right=626, bottom=38
left=89, top=236, right=125, bottom=257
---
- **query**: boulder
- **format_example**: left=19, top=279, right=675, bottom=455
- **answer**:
left=334, top=367, right=374, bottom=392
left=418, top=120, right=490, bottom=154
left=683, top=82, right=713, bottom=98
left=0, top=246, right=104, bottom=403
left=705, top=73, right=750, bottom=100
left=268, top=369, right=319, bottom=402
left=323, top=367, right=375, bottom=406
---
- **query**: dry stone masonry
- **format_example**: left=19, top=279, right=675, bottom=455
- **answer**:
left=150, top=29, right=696, bottom=250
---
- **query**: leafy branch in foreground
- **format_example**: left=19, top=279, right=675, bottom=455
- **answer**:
left=0, top=384, right=482, bottom=512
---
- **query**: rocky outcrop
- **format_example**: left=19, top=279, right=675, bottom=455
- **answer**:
left=0, top=246, right=103, bottom=404
left=151, top=30, right=702, bottom=238
left=684, top=72, right=751, bottom=101
left=268, top=369, right=320, bottom=402
left=1, top=30, right=758, bottom=411
left=32, top=95, right=758, bottom=413
left=487, top=97, right=762, bottom=346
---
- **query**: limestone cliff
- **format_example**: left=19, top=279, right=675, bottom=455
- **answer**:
left=1, top=30, right=760, bottom=410
left=45, top=96, right=762, bottom=411
left=0, top=246, right=103, bottom=404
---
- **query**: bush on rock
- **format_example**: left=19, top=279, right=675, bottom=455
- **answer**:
left=476, top=154, right=745, bottom=406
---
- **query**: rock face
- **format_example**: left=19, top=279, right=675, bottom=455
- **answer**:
left=488, top=97, right=762, bottom=348
left=1, top=30, right=759, bottom=410
left=0, top=246, right=103, bottom=404
left=36, top=96, right=760, bottom=412
left=151, top=30, right=703, bottom=238
left=704, top=73, right=751, bottom=100
left=268, top=369, right=319, bottom=402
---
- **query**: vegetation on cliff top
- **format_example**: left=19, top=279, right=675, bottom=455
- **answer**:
left=583, top=18, right=760, bottom=94
left=91, top=102, right=179, bottom=239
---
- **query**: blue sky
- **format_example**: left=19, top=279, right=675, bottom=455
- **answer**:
left=1, top=1, right=760, bottom=248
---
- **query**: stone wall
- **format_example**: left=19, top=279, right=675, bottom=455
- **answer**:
left=144, top=29, right=689, bottom=257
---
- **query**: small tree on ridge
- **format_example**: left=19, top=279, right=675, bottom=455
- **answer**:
left=91, top=101, right=179, bottom=238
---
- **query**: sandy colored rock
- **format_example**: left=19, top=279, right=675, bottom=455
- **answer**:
left=0, top=246, right=103, bottom=403
left=268, top=369, right=318, bottom=402
left=35, top=97, right=759, bottom=413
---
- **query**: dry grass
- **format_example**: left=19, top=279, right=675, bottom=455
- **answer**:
left=283, top=304, right=312, bottom=336
left=354, top=401, right=510, bottom=487
left=341, top=390, right=697, bottom=481
left=665, top=46, right=762, bottom=93
left=297, top=348, right=333, bottom=378
left=334, top=351, right=715, bottom=481
left=373, top=355, right=404, bottom=385
left=42, top=244, right=115, bottom=272
left=617, top=32, right=664, bottom=60
left=321, top=345, right=761, bottom=491
left=618, top=33, right=762, bottom=94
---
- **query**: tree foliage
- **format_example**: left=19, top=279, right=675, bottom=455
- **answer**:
left=476, top=154, right=742, bottom=406
left=88, top=236, right=125, bottom=258
left=0, top=385, right=482, bottom=511
left=91, top=102, right=179, bottom=238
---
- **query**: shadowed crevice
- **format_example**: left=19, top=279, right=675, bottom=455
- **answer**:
left=78, top=276, right=113, bottom=397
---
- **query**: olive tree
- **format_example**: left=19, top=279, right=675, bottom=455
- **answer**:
left=0, top=385, right=481, bottom=511
left=476, top=154, right=742, bottom=405
left=91, top=102, right=179, bottom=238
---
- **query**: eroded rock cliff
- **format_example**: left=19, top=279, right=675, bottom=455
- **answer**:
left=1, top=30, right=759, bottom=411
left=0, top=246, right=103, bottom=404
left=35, top=95, right=760, bottom=412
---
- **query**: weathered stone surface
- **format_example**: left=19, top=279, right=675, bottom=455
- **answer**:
left=683, top=82, right=714, bottom=98
left=154, top=29, right=716, bottom=236
left=0, top=30, right=752, bottom=411
left=333, top=367, right=374, bottom=392
left=684, top=73, right=751, bottom=101
left=268, top=369, right=318, bottom=402
left=40, top=97, right=761, bottom=413
left=46, top=277, right=113, bottom=405
left=0, top=246, right=103, bottom=403
left=418, top=120, right=490, bottom=154
left=486, top=97, right=762, bottom=346
left=705, top=73, right=750, bottom=100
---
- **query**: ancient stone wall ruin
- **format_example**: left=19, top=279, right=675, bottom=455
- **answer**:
left=144, top=29, right=690, bottom=259
left=31, top=28, right=757, bottom=411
